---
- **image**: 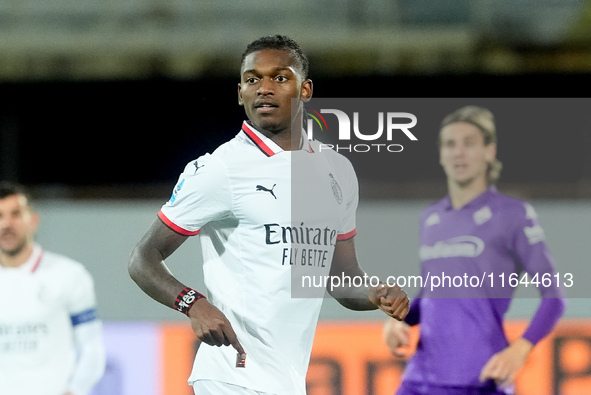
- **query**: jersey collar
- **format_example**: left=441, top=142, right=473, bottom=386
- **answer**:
left=443, top=185, right=498, bottom=211
left=241, top=121, right=315, bottom=157
left=0, top=244, right=43, bottom=273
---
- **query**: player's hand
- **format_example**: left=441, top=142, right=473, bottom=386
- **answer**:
left=383, top=318, right=410, bottom=357
left=368, top=283, right=409, bottom=321
left=187, top=299, right=246, bottom=360
left=479, top=337, right=533, bottom=388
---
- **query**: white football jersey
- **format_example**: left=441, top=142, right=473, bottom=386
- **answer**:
left=159, top=121, right=359, bottom=394
left=0, top=245, right=100, bottom=395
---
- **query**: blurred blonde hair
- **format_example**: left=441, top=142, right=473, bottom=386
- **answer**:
left=439, top=105, right=503, bottom=185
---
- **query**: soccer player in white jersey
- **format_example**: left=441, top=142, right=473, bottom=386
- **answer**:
left=383, top=106, right=567, bottom=395
left=129, top=35, right=410, bottom=395
left=0, top=182, right=106, bottom=395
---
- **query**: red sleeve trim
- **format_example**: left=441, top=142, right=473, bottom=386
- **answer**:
left=158, top=211, right=200, bottom=236
left=337, top=228, right=357, bottom=241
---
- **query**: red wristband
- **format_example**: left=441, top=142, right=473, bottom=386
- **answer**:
left=174, top=287, right=206, bottom=316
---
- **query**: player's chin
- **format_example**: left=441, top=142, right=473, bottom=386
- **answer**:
left=0, top=239, right=25, bottom=256
left=254, top=117, right=287, bottom=134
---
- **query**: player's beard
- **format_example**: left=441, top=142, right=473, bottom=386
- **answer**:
left=0, top=229, right=29, bottom=257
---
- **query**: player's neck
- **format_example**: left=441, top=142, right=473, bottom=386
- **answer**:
left=269, top=128, right=296, bottom=151
left=447, top=177, right=488, bottom=210
left=261, top=119, right=304, bottom=151
left=0, top=242, right=34, bottom=268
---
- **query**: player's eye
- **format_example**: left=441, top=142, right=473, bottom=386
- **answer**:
left=275, top=75, right=288, bottom=82
left=245, top=77, right=258, bottom=84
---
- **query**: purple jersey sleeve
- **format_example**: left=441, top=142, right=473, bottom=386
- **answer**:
left=510, top=202, right=567, bottom=344
left=522, top=298, right=566, bottom=345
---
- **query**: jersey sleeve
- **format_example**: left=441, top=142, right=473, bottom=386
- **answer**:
left=65, top=263, right=100, bottom=327
left=510, top=202, right=564, bottom=298
left=159, top=154, right=232, bottom=236
left=67, top=320, right=106, bottom=395
left=510, top=202, right=567, bottom=344
left=62, top=263, right=105, bottom=394
left=337, top=157, right=359, bottom=241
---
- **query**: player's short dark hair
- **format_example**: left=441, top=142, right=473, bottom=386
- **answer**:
left=241, top=35, right=310, bottom=79
left=0, top=181, right=33, bottom=204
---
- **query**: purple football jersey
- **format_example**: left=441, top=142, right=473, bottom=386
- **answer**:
left=402, top=186, right=566, bottom=388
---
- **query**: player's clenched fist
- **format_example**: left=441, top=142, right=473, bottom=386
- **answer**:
left=369, top=283, right=409, bottom=321
left=188, top=299, right=246, bottom=360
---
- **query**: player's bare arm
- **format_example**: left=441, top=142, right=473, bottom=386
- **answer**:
left=328, top=237, right=409, bottom=320
left=129, top=219, right=245, bottom=357
left=129, top=218, right=189, bottom=305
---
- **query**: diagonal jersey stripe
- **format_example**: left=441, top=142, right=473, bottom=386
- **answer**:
left=241, top=122, right=276, bottom=157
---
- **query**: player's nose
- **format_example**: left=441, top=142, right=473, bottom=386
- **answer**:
left=451, top=143, right=466, bottom=157
left=257, top=77, right=274, bottom=95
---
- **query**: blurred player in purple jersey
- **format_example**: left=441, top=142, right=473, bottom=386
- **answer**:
left=383, top=105, right=567, bottom=395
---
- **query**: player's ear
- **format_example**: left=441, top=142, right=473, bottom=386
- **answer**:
left=485, top=143, right=497, bottom=163
left=300, top=79, right=313, bottom=103
left=29, top=211, right=40, bottom=234
left=238, top=83, right=244, bottom=106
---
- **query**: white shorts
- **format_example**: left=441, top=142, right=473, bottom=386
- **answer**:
left=192, top=380, right=278, bottom=395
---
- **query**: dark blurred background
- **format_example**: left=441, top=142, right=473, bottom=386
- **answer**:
left=1, top=0, right=591, bottom=200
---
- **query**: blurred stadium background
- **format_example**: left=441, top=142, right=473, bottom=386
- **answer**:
left=1, top=1, right=591, bottom=394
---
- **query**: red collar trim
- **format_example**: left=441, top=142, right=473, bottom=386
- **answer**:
left=31, top=250, right=43, bottom=273
left=241, top=122, right=279, bottom=157
left=241, top=121, right=315, bottom=155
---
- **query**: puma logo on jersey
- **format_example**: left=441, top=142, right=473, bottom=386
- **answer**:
left=193, top=160, right=204, bottom=174
left=256, top=184, right=276, bottom=199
